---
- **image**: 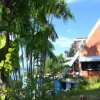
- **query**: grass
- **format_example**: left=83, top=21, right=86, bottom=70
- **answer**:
left=54, top=82, right=100, bottom=100
left=65, top=88, right=100, bottom=100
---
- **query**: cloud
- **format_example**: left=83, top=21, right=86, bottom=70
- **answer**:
left=53, top=37, right=73, bottom=49
left=67, top=29, right=74, bottom=33
left=65, top=0, right=84, bottom=4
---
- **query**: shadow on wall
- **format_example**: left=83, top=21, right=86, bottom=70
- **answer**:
left=82, top=41, right=100, bottom=56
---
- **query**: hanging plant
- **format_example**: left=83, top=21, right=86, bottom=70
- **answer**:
left=0, top=34, right=6, bottom=49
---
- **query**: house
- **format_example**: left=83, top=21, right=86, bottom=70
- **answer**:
left=65, top=19, right=100, bottom=79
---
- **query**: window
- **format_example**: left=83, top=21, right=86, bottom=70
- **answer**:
left=81, top=62, right=100, bottom=71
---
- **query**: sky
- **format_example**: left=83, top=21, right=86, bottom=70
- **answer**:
left=52, top=0, right=100, bottom=56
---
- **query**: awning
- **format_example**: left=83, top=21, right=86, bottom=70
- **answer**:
left=79, top=56, right=100, bottom=62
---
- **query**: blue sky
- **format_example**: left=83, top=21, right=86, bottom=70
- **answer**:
left=52, top=0, right=100, bottom=56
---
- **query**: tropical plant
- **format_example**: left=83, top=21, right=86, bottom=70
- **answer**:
left=66, top=44, right=75, bottom=57
left=45, top=54, right=65, bottom=76
left=0, top=0, right=74, bottom=99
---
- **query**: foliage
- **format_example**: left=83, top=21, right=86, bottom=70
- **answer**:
left=54, top=86, right=100, bottom=100
left=66, top=44, right=75, bottom=57
left=0, top=0, right=74, bottom=99
left=0, top=45, right=19, bottom=77
left=67, top=76, right=100, bottom=96
left=0, top=34, right=6, bottom=49
left=1, top=75, right=36, bottom=100
left=45, top=54, right=65, bottom=76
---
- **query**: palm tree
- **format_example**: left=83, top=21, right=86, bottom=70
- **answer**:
left=0, top=0, right=74, bottom=99
left=38, top=0, right=74, bottom=93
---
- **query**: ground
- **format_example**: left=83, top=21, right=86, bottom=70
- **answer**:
left=55, top=88, right=100, bottom=100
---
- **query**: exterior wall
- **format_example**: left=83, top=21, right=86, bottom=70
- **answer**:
left=80, top=22, right=100, bottom=78
left=81, top=71, right=100, bottom=78
left=69, top=66, right=100, bottom=78
left=81, top=24, right=100, bottom=56
left=68, top=20, right=100, bottom=78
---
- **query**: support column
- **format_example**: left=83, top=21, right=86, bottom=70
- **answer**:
left=79, top=62, right=82, bottom=76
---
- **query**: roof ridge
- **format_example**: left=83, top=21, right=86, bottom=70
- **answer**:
left=86, top=19, right=100, bottom=43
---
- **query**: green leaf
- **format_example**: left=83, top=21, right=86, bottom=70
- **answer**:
left=5, top=58, right=10, bottom=63
left=8, top=48, right=14, bottom=53
left=0, top=60, right=4, bottom=69
left=1, top=94, right=5, bottom=100
left=4, top=63, right=12, bottom=71
left=5, top=7, right=10, bottom=14
left=5, top=53, right=11, bottom=59
left=0, top=35, right=6, bottom=49
left=0, top=3, right=3, bottom=14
